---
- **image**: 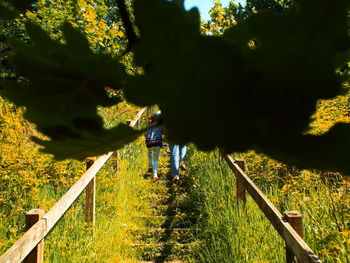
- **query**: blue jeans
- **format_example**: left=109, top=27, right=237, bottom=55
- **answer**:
left=169, top=144, right=187, bottom=177
left=148, top=146, right=160, bottom=173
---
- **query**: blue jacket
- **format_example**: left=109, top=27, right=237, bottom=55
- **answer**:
left=145, top=126, right=162, bottom=148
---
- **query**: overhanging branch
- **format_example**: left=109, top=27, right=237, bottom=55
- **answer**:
left=116, top=0, right=138, bottom=52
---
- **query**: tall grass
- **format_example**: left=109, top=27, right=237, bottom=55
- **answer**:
left=188, top=148, right=350, bottom=263
left=0, top=137, right=156, bottom=262
left=0, top=98, right=156, bottom=261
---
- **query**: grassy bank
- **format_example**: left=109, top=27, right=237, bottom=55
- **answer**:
left=188, top=148, right=350, bottom=263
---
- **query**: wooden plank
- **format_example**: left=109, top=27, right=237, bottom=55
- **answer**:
left=24, top=209, right=45, bottom=263
left=0, top=108, right=147, bottom=263
left=221, top=152, right=322, bottom=263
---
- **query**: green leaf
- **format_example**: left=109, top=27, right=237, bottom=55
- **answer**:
left=0, top=4, right=18, bottom=20
left=33, top=124, right=143, bottom=160
left=123, top=0, right=350, bottom=173
left=2, top=22, right=125, bottom=127
left=1, top=0, right=349, bottom=175
left=256, top=123, right=350, bottom=175
left=0, top=0, right=36, bottom=20
left=0, top=21, right=130, bottom=160
left=62, top=22, right=91, bottom=54
left=11, top=0, right=36, bottom=12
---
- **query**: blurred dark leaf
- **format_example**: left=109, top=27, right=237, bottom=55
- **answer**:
left=33, top=123, right=143, bottom=160
left=124, top=0, right=350, bottom=173
left=0, top=22, right=130, bottom=159
left=1, top=0, right=349, bottom=174
left=11, top=0, right=36, bottom=12
left=257, top=123, right=350, bottom=175
left=0, top=4, right=18, bottom=20
left=0, top=0, right=36, bottom=20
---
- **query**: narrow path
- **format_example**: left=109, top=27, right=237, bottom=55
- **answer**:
left=132, top=146, right=200, bottom=263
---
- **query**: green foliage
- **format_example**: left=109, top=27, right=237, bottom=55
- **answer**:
left=233, top=0, right=296, bottom=20
left=203, top=0, right=295, bottom=37
left=0, top=0, right=350, bottom=174
left=0, top=0, right=129, bottom=82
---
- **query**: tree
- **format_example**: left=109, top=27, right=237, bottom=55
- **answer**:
left=202, top=0, right=296, bottom=35
left=0, top=0, right=349, bottom=173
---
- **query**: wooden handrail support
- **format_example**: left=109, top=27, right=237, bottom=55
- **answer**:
left=235, top=160, right=246, bottom=203
left=284, top=211, right=303, bottom=263
left=0, top=107, right=146, bottom=263
left=221, top=151, right=322, bottom=263
left=24, top=209, right=45, bottom=263
left=85, top=157, right=97, bottom=226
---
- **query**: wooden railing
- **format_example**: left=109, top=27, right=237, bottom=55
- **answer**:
left=0, top=108, right=147, bottom=263
left=220, top=150, right=322, bottom=263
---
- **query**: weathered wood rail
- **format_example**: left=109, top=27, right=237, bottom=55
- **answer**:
left=220, top=150, right=322, bottom=263
left=0, top=108, right=146, bottom=263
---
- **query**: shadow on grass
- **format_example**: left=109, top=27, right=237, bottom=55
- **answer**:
left=154, top=174, right=199, bottom=263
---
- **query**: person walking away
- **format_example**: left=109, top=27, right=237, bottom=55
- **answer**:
left=169, top=144, right=187, bottom=182
left=145, top=112, right=162, bottom=181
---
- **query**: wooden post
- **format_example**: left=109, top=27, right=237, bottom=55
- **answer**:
left=24, top=209, right=45, bottom=263
left=283, top=211, right=303, bottom=263
left=344, top=176, right=350, bottom=192
left=234, top=159, right=246, bottom=203
left=85, top=157, right=96, bottom=226
left=112, top=151, right=119, bottom=171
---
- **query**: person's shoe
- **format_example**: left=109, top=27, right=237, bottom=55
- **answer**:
left=180, top=161, right=186, bottom=171
left=148, top=167, right=153, bottom=173
left=153, top=172, right=158, bottom=181
left=172, top=175, right=180, bottom=182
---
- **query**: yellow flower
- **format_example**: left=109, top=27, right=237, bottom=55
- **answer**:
left=340, top=231, right=349, bottom=238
